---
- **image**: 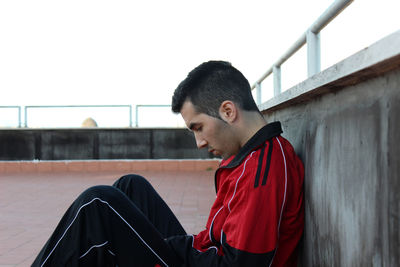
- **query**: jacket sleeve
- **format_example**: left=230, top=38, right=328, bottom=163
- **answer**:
left=166, top=234, right=274, bottom=267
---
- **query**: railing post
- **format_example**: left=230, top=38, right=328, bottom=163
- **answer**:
left=17, top=106, right=22, bottom=128
left=129, top=105, right=132, bottom=127
left=24, top=106, right=28, bottom=128
left=307, top=29, right=321, bottom=77
left=135, top=105, right=139, bottom=127
left=251, top=0, right=352, bottom=96
left=273, top=65, right=281, bottom=96
left=255, top=83, right=262, bottom=105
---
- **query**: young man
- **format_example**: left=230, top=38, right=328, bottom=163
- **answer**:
left=33, top=61, right=304, bottom=267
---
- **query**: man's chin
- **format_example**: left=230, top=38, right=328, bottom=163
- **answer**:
left=220, top=152, right=233, bottom=160
left=211, top=149, right=234, bottom=160
left=211, top=150, right=224, bottom=159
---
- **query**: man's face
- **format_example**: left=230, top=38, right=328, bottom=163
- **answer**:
left=180, top=101, right=240, bottom=159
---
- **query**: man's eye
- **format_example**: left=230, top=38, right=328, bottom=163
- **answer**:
left=194, top=126, right=202, bottom=132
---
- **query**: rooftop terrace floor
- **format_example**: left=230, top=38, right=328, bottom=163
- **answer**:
left=0, top=169, right=216, bottom=267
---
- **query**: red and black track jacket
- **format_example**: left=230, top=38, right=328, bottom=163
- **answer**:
left=167, top=121, right=304, bottom=266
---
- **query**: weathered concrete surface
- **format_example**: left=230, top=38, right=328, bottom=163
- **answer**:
left=262, top=31, right=400, bottom=266
left=0, top=128, right=213, bottom=160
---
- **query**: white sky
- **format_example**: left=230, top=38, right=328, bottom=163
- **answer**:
left=0, top=0, right=399, bottom=127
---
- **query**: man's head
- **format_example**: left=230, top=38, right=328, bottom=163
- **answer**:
left=172, top=61, right=264, bottom=159
left=171, top=60, right=259, bottom=118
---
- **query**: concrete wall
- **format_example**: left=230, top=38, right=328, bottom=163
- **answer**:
left=261, top=31, right=400, bottom=266
left=0, top=128, right=213, bottom=160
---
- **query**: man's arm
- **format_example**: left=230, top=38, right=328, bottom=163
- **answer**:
left=166, top=234, right=275, bottom=267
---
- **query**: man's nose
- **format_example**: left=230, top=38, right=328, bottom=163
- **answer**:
left=196, top=138, right=207, bottom=149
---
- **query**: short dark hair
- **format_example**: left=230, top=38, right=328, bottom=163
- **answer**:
left=171, top=60, right=259, bottom=118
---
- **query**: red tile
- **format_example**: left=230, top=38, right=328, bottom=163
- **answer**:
left=0, top=161, right=5, bottom=173
left=51, top=161, right=69, bottom=172
left=85, top=161, right=100, bottom=172
left=131, top=161, right=148, bottom=171
left=37, top=162, right=52, bottom=173
left=4, top=162, right=21, bottom=173
left=178, top=160, right=195, bottom=171
left=147, top=161, right=163, bottom=171
left=99, top=161, right=117, bottom=171
left=20, top=162, right=38, bottom=173
left=17, top=255, right=36, bottom=267
left=195, top=160, right=220, bottom=171
left=115, top=161, right=132, bottom=172
left=162, top=161, right=179, bottom=171
left=67, top=161, right=85, bottom=172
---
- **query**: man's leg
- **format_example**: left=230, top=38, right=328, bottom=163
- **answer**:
left=32, top=184, right=182, bottom=267
left=113, top=174, right=186, bottom=238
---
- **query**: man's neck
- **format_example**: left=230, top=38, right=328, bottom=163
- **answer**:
left=238, top=111, right=267, bottom=147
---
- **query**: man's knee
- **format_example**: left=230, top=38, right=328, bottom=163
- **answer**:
left=77, top=185, right=121, bottom=204
left=113, top=174, right=151, bottom=191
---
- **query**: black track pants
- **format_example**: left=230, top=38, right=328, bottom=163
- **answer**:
left=32, top=174, right=186, bottom=267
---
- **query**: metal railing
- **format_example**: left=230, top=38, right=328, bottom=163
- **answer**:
left=24, top=105, right=133, bottom=128
left=0, top=104, right=179, bottom=128
left=252, top=0, right=353, bottom=105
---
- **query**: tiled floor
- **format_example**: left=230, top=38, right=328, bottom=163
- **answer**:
left=0, top=169, right=216, bottom=266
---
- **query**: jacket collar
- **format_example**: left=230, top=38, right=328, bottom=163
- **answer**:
left=223, top=121, right=282, bottom=168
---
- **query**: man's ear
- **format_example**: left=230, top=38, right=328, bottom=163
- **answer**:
left=219, top=101, right=237, bottom=123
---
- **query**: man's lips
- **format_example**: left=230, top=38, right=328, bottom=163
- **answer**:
left=209, top=149, right=219, bottom=156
